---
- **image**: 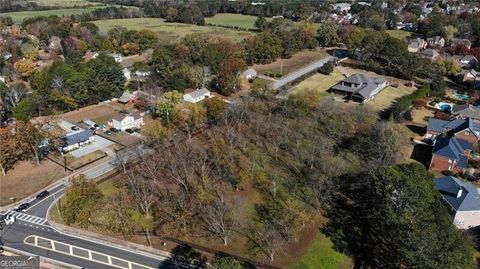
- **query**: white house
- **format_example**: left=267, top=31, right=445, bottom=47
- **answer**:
left=61, top=130, right=95, bottom=152
left=183, top=88, right=211, bottom=103
left=123, top=68, right=131, bottom=80
left=110, top=112, right=144, bottom=131
left=242, top=68, right=258, bottom=80
left=435, top=176, right=480, bottom=229
left=108, top=53, right=123, bottom=63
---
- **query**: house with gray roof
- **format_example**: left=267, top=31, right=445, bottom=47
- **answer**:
left=452, top=104, right=480, bottom=120
left=329, top=73, right=387, bottom=103
left=183, top=88, right=211, bottom=103
left=425, top=117, right=480, bottom=149
left=429, top=136, right=472, bottom=173
left=421, top=48, right=440, bottom=61
left=451, top=38, right=472, bottom=49
left=435, top=176, right=480, bottom=229
left=61, top=130, right=95, bottom=152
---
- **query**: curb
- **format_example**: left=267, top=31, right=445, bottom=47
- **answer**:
left=48, top=221, right=172, bottom=261
left=2, top=246, right=80, bottom=269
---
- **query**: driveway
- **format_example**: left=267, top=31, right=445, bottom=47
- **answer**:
left=68, top=135, right=114, bottom=158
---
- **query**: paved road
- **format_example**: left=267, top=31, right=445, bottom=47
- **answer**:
left=0, top=147, right=183, bottom=269
left=271, top=56, right=335, bottom=90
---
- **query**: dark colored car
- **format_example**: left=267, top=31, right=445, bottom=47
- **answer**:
left=110, top=127, right=120, bottom=133
left=15, top=203, right=30, bottom=212
left=71, top=126, right=80, bottom=131
left=36, top=190, right=49, bottom=200
left=125, top=128, right=134, bottom=134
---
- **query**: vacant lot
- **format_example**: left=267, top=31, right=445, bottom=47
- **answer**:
left=4, top=7, right=103, bottom=23
left=290, top=68, right=346, bottom=97
left=0, top=160, right=66, bottom=206
left=65, top=150, right=107, bottom=170
left=253, top=49, right=329, bottom=76
left=205, top=13, right=268, bottom=29
left=386, top=30, right=412, bottom=40
left=33, top=0, right=103, bottom=7
left=94, top=18, right=253, bottom=43
left=63, top=104, right=118, bottom=125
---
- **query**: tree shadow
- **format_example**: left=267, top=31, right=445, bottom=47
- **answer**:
left=410, top=144, right=432, bottom=167
left=162, top=244, right=207, bottom=269
left=405, top=124, right=425, bottom=136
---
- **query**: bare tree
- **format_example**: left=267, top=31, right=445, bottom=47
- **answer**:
left=126, top=171, right=157, bottom=218
left=246, top=222, right=287, bottom=261
left=198, top=191, right=236, bottom=245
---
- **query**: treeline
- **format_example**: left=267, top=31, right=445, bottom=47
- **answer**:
left=60, top=89, right=475, bottom=267
left=0, top=0, right=49, bottom=13
left=72, top=6, right=143, bottom=22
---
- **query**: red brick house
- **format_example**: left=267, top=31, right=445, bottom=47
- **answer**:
left=429, top=136, right=472, bottom=173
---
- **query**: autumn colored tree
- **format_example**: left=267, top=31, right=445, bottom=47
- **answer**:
left=203, top=97, right=227, bottom=123
left=0, top=126, right=23, bottom=175
left=122, top=42, right=140, bottom=56
left=157, top=90, right=182, bottom=124
left=217, top=58, right=247, bottom=95
left=14, top=58, right=36, bottom=78
left=15, top=121, right=45, bottom=166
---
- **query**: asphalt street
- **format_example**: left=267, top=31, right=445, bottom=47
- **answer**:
left=0, top=147, right=184, bottom=269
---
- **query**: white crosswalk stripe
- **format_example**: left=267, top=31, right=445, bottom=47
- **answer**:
left=6, top=211, right=48, bottom=225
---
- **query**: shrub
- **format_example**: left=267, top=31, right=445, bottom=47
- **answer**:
left=318, top=61, right=334, bottom=75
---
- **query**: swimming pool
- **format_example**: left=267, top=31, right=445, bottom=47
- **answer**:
left=436, top=102, right=453, bottom=112
left=453, top=91, right=469, bottom=101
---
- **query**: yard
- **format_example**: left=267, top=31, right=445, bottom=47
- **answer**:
left=0, top=160, right=66, bottom=206
left=205, top=13, right=269, bottom=29
left=253, top=48, right=329, bottom=76
left=411, top=107, right=434, bottom=125
left=359, top=85, right=417, bottom=112
left=93, top=18, right=253, bottom=43
left=65, top=150, right=107, bottom=170
left=4, top=7, right=105, bottom=23
left=289, top=68, right=346, bottom=97
left=386, top=30, right=412, bottom=40
left=63, top=104, right=118, bottom=125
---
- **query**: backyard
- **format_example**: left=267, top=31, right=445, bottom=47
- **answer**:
left=253, top=48, right=329, bottom=77
left=386, top=30, right=412, bottom=40
left=93, top=18, right=253, bottom=43
left=0, top=160, right=66, bottom=206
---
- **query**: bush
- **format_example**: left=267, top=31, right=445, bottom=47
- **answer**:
left=318, top=61, right=334, bottom=75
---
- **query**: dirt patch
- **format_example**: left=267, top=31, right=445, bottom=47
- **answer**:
left=0, top=160, right=67, bottom=205
left=253, top=48, right=329, bottom=76
left=63, top=104, right=118, bottom=124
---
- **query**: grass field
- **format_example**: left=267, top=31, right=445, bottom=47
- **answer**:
left=288, top=233, right=350, bottom=269
left=290, top=69, right=346, bottom=97
left=94, top=18, right=253, bottom=43
left=0, top=160, right=66, bottom=206
left=386, top=30, right=412, bottom=40
left=4, top=7, right=103, bottom=23
left=65, top=150, right=107, bottom=170
left=33, top=0, right=103, bottom=7
left=205, top=13, right=268, bottom=29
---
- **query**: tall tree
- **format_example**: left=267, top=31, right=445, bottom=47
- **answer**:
left=316, top=20, right=340, bottom=46
left=324, top=163, right=475, bottom=269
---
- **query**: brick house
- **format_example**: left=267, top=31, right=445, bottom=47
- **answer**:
left=425, top=117, right=480, bottom=150
left=435, top=176, right=480, bottom=229
left=429, top=136, right=472, bottom=173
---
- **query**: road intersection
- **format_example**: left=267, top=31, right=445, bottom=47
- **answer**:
left=0, top=150, right=184, bottom=269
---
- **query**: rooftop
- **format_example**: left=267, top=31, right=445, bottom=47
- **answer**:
left=435, top=176, right=480, bottom=212
left=432, top=136, right=471, bottom=167
left=63, top=130, right=94, bottom=146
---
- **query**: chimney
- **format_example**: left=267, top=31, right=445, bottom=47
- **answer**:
left=457, top=188, right=463, bottom=198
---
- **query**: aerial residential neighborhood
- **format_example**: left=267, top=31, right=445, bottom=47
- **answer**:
left=1, top=0, right=480, bottom=269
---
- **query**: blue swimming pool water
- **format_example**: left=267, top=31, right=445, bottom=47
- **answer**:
left=439, top=104, right=452, bottom=112
left=453, top=92, right=469, bottom=101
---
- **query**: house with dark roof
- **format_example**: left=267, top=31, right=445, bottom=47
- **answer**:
left=429, top=136, right=472, bottom=173
left=452, top=104, right=480, bottom=120
left=425, top=117, right=480, bottom=149
left=435, top=176, right=480, bottom=229
left=451, top=38, right=472, bottom=49
left=421, top=48, right=440, bottom=61
left=329, top=73, right=387, bottom=103
left=61, top=130, right=95, bottom=152
left=453, top=55, right=478, bottom=68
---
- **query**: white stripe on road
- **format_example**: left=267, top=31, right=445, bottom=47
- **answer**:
left=6, top=211, right=49, bottom=227
left=24, top=235, right=155, bottom=269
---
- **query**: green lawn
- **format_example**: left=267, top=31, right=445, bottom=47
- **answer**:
left=205, top=13, right=268, bottom=29
left=33, top=0, right=103, bottom=7
left=290, top=69, right=345, bottom=97
left=94, top=18, right=253, bottom=43
left=4, top=7, right=103, bottom=23
left=386, top=30, right=412, bottom=40
left=288, top=232, right=350, bottom=269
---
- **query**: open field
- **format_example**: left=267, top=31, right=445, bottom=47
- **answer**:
left=253, top=49, right=329, bottom=76
left=0, top=160, right=66, bottom=206
left=4, top=7, right=103, bottom=23
left=33, top=0, right=103, bottom=7
left=205, top=13, right=269, bottom=29
left=63, top=104, right=118, bottom=124
left=94, top=18, right=253, bottom=43
left=386, top=30, right=412, bottom=40
left=288, top=232, right=350, bottom=269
